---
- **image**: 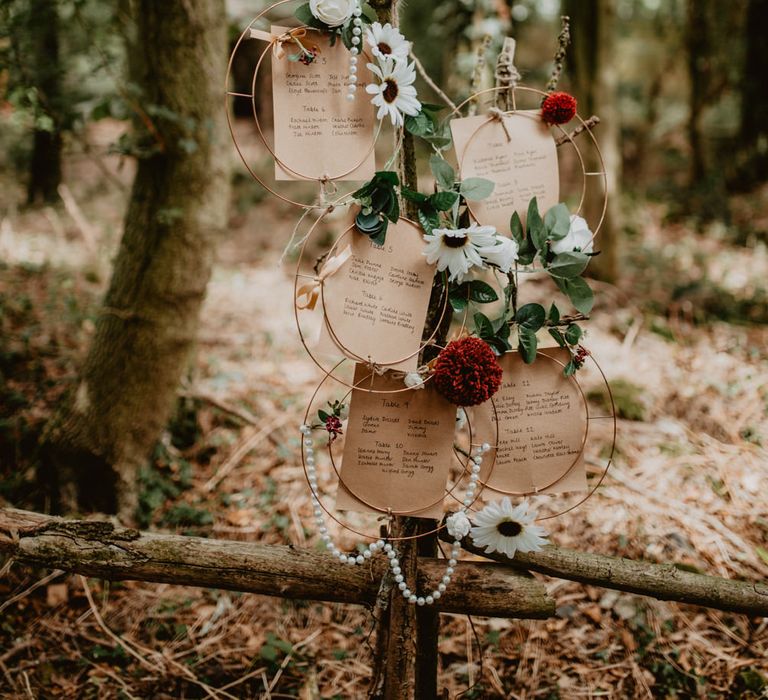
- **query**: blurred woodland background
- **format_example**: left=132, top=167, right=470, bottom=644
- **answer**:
left=1, top=0, right=767, bottom=697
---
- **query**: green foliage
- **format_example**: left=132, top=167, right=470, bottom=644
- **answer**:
left=353, top=171, right=400, bottom=245
left=405, top=104, right=452, bottom=150
left=448, top=279, right=498, bottom=312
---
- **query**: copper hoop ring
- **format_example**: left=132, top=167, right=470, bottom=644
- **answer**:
left=249, top=26, right=382, bottom=182
left=299, top=359, right=500, bottom=541
left=468, top=350, right=590, bottom=499
left=535, top=349, right=617, bottom=522
left=292, top=211, right=464, bottom=394
left=225, top=0, right=382, bottom=210
left=447, top=84, right=608, bottom=243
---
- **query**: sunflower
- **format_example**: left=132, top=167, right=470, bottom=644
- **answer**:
left=365, top=22, right=410, bottom=61
left=365, top=57, right=421, bottom=126
left=470, top=498, right=550, bottom=558
left=422, top=224, right=497, bottom=282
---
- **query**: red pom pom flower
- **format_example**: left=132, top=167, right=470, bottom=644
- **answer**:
left=433, top=337, right=503, bottom=407
left=541, top=91, right=577, bottom=125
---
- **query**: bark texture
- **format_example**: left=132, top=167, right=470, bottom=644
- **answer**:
left=0, top=508, right=555, bottom=619
left=734, top=0, right=768, bottom=189
left=40, top=0, right=230, bottom=519
left=563, top=0, right=621, bottom=283
left=440, top=529, right=768, bottom=617
left=26, top=0, right=63, bottom=204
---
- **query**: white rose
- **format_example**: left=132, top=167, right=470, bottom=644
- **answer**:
left=404, top=372, right=425, bottom=390
left=309, top=0, right=356, bottom=27
left=550, top=214, right=594, bottom=255
left=446, top=511, right=471, bottom=540
left=476, top=235, right=519, bottom=273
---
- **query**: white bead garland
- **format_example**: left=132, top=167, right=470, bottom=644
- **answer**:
left=345, top=3, right=364, bottom=102
left=300, top=422, right=490, bottom=606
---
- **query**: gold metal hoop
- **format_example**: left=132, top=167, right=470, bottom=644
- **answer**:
left=299, top=359, right=501, bottom=541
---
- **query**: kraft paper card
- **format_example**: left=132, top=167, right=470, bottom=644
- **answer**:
left=450, top=111, right=559, bottom=235
left=318, top=219, right=435, bottom=372
left=471, top=348, right=587, bottom=495
left=335, top=364, right=456, bottom=519
left=269, top=26, right=376, bottom=181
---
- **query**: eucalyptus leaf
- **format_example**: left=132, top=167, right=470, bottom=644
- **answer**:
left=515, top=303, right=546, bottom=331
left=448, top=286, right=469, bottom=312
left=510, top=211, right=524, bottom=246
left=473, top=312, right=494, bottom=339
left=565, top=323, right=583, bottom=345
left=548, top=328, right=567, bottom=348
left=544, top=203, right=571, bottom=240
left=548, top=302, right=560, bottom=325
left=417, top=205, right=440, bottom=233
left=468, top=280, right=499, bottom=303
left=518, top=326, right=538, bottom=364
left=430, top=191, right=459, bottom=211
left=548, top=251, right=590, bottom=279
left=527, top=197, right=546, bottom=250
left=401, top=187, right=427, bottom=203
left=460, top=178, right=495, bottom=201
left=430, top=155, right=456, bottom=191
left=562, top=277, right=594, bottom=314
left=563, top=360, right=577, bottom=377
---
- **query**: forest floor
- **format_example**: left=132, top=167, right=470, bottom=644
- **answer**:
left=1, top=122, right=768, bottom=698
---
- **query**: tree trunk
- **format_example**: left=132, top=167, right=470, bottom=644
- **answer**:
left=40, top=0, right=230, bottom=520
left=564, top=0, right=621, bottom=283
left=733, top=0, right=768, bottom=190
left=26, top=0, right=63, bottom=204
left=686, top=0, right=710, bottom=187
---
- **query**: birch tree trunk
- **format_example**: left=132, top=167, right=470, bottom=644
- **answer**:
left=40, top=0, right=230, bottom=520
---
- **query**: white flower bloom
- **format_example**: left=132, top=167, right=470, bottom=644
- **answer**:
left=309, top=0, right=356, bottom=26
left=365, top=22, right=411, bottom=60
left=550, top=214, right=594, bottom=255
left=474, top=235, right=519, bottom=273
left=404, top=371, right=425, bottom=390
left=470, top=498, right=550, bottom=559
left=365, top=57, right=421, bottom=126
left=446, top=511, right=471, bottom=539
left=422, top=224, right=497, bottom=282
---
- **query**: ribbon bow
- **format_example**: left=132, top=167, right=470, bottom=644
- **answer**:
left=296, top=245, right=352, bottom=311
left=248, top=27, right=312, bottom=60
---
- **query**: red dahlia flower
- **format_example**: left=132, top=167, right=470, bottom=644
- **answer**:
left=433, top=337, right=503, bottom=407
left=541, top=91, right=577, bottom=125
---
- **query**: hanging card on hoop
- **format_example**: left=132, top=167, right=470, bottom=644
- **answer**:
left=266, top=25, right=376, bottom=181
left=335, top=364, right=456, bottom=519
left=471, top=348, right=588, bottom=496
left=451, top=110, right=559, bottom=235
left=315, top=218, right=435, bottom=372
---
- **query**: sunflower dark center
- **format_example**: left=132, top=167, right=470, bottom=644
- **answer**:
left=497, top=520, right=523, bottom=537
left=383, top=79, right=399, bottom=103
left=377, top=41, right=393, bottom=55
left=443, top=233, right=468, bottom=248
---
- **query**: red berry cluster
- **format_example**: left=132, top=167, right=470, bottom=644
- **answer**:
left=325, top=415, right=343, bottom=441
left=541, top=91, right=578, bottom=125
left=433, top=337, right=503, bottom=407
left=572, top=345, right=590, bottom=369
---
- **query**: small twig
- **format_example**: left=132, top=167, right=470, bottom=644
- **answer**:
left=555, top=115, right=601, bottom=147
left=410, top=50, right=457, bottom=112
left=545, top=15, right=571, bottom=94
left=545, top=313, right=590, bottom=327
left=0, top=569, right=63, bottom=615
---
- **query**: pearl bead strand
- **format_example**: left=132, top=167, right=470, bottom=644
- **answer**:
left=345, top=3, right=363, bottom=102
left=300, top=422, right=490, bottom=605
